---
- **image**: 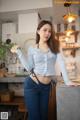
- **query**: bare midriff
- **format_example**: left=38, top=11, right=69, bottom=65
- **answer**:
left=31, top=74, right=52, bottom=84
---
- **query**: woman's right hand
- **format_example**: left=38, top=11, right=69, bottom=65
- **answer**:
left=11, top=45, right=20, bottom=53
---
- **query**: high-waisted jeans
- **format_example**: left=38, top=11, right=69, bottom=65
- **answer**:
left=24, top=76, right=51, bottom=120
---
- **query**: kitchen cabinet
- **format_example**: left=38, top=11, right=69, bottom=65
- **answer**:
left=48, top=84, right=57, bottom=120
left=18, top=13, right=39, bottom=33
left=56, top=82, right=80, bottom=120
left=0, top=77, right=28, bottom=120
left=2, top=22, right=16, bottom=42
left=0, top=77, right=25, bottom=96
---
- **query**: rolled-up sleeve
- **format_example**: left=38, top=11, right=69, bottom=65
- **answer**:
left=57, top=52, right=70, bottom=84
left=16, top=47, right=34, bottom=72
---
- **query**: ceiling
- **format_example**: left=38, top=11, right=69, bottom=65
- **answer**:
left=0, top=2, right=80, bottom=24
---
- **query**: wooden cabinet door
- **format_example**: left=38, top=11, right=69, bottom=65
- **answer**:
left=48, top=85, right=56, bottom=120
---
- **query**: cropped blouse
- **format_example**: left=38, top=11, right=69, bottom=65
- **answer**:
left=16, top=46, right=70, bottom=84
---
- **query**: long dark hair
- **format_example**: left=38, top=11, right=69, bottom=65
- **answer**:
left=36, top=20, right=60, bottom=54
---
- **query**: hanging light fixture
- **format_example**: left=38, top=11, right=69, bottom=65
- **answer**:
left=65, top=29, right=74, bottom=36
left=64, top=23, right=75, bottom=36
left=63, top=13, right=77, bottom=23
left=63, top=1, right=78, bottom=23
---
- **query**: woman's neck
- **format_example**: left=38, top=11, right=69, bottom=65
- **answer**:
left=38, top=41, right=49, bottom=52
left=39, top=41, right=48, bottom=48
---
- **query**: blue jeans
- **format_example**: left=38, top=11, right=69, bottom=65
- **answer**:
left=24, top=76, right=51, bottom=120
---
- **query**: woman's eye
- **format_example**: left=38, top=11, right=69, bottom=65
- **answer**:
left=43, top=29, right=51, bottom=33
left=48, top=30, right=51, bottom=33
left=43, top=29, right=47, bottom=32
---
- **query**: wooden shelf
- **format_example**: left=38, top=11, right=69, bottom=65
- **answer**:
left=0, top=96, right=27, bottom=112
left=56, top=31, right=80, bottom=36
left=62, top=46, right=80, bottom=50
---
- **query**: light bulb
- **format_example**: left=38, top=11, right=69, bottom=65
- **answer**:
left=63, top=13, right=77, bottom=23
left=65, top=37, right=69, bottom=42
left=67, top=16, right=75, bottom=23
left=65, top=29, right=74, bottom=36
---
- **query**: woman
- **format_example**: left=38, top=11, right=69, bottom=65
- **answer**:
left=11, top=20, right=77, bottom=120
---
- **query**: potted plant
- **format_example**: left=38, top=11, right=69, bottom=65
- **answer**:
left=0, top=39, right=14, bottom=77
left=0, top=39, right=14, bottom=67
left=0, top=39, right=13, bottom=58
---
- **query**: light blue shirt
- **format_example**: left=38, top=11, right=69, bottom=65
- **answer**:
left=16, top=46, right=70, bottom=84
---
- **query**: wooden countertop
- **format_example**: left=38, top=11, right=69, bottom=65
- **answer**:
left=0, top=76, right=28, bottom=83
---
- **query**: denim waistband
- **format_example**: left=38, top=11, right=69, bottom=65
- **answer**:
left=24, top=76, right=52, bottom=91
left=31, top=76, right=51, bottom=86
left=25, top=76, right=51, bottom=86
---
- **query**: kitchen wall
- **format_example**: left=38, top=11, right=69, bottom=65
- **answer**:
left=0, top=0, right=52, bottom=12
left=11, top=33, right=36, bottom=49
left=18, top=12, right=39, bottom=33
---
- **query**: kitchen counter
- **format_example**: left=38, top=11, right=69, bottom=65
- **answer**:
left=0, top=75, right=80, bottom=83
left=0, top=76, right=28, bottom=83
left=56, top=79, right=80, bottom=120
left=0, top=75, right=62, bottom=83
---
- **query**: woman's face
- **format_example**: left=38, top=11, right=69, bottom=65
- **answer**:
left=37, top=24, right=51, bottom=43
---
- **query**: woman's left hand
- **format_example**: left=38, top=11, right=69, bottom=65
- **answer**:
left=66, top=81, right=80, bottom=86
